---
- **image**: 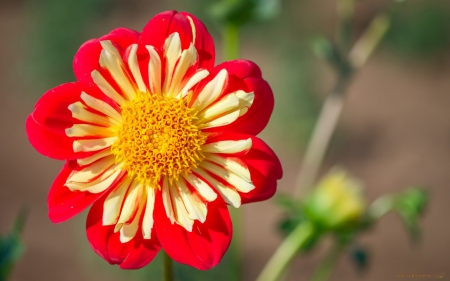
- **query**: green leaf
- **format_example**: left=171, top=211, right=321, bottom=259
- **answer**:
left=394, top=187, right=428, bottom=242
left=0, top=209, right=28, bottom=281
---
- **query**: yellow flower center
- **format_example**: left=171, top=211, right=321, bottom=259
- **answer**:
left=111, top=93, right=206, bottom=187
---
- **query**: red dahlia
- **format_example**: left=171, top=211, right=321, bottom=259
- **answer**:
left=26, top=10, right=282, bottom=270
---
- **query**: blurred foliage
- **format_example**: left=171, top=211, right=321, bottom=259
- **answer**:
left=0, top=210, right=27, bottom=281
left=23, top=0, right=115, bottom=97
left=385, top=0, right=450, bottom=58
left=208, top=0, right=281, bottom=28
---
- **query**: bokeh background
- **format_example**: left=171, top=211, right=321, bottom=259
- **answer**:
left=1, top=0, right=450, bottom=280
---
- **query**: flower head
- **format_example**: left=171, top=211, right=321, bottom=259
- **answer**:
left=26, top=10, right=282, bottom=269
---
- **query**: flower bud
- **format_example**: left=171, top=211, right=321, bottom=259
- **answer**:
left=305, top=168, right=366, bottom=230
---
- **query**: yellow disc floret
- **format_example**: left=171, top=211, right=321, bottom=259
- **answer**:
left=111, top=93, right=206, bottom=187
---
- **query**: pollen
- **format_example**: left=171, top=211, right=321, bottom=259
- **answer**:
left=111, top=93, right=206, bottom=187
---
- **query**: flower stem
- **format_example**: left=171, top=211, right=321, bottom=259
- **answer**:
left=310, top=241, right=344, bottom=281
left=256, top=222, right=316, bottom=281
left=163, top=251, right=174, bottom=281
left=223, top=22, right=240, bottom=61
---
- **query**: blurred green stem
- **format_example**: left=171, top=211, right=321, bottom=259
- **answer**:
left=256, top=222, right=315, bottom=281
left=223, top=23, right=240, bottom=61
left=348, top=14, right=390, bottom=68
left=163, top=251, right=173, bottom=281
left=310, top=241, right=345, bottom=281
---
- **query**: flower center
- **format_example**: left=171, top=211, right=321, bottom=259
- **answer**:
left=111, top=93, right=206, bottom=187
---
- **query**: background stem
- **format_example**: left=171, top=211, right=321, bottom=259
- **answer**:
left=163, top=251, right=174, bottom=281
left=293, top=83, right=348, bottom=199
left=294, top=7, right=392, bottom=199
left=223, top=23, right=240, bottom=61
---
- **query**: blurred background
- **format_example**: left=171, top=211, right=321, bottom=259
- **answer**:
left=1, top=0, right=450, bottom=280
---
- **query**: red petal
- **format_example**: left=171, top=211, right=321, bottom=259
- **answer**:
left=204, top=133, right=283, bottom=204
left=200, top=60, right=274, bottom=135
left=26, top=82, right=118, bottom=160
left=139, top=11, right=192, bottom=52
left=240, top=136, right=282, bottom=204
left=154, top=194, right=232, bottom=270
left=179, top=11, right=215, bottom=69
left=48, top=161, right=107, bottom=223
left=26, top=115, right=77, bottom=160
left=86, top=194, right=161, bottom=269
left=73, top=28, right=139, bottom=85
left=139, top=11, right=214, bottom=69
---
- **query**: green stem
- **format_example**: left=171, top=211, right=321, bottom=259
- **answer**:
left=256, top=222, right=316, bottom=281
left=223, top=22, right=240, bottom=61
left=163, top=251, right=174, bottom=281
left=310, top=242, right=344, bottom=281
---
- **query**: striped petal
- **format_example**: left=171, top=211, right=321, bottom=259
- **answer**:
left=202, top=138, right=252, bottom=154
left=191, top=69, right=227, bottom=111
left=99, top=40, right=136, bottom=100
left=103, top=176, right=133, bottom=225
left=201, top=161, right=254, bottom=193
left=193, top=167, right=241, bottom=208
left=127, top=44, right=147, bottom=93
left=142, top=187, right=156, bottom=239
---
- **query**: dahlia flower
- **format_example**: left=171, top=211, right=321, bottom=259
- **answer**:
left=26, top=10, right=282, bottom=269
